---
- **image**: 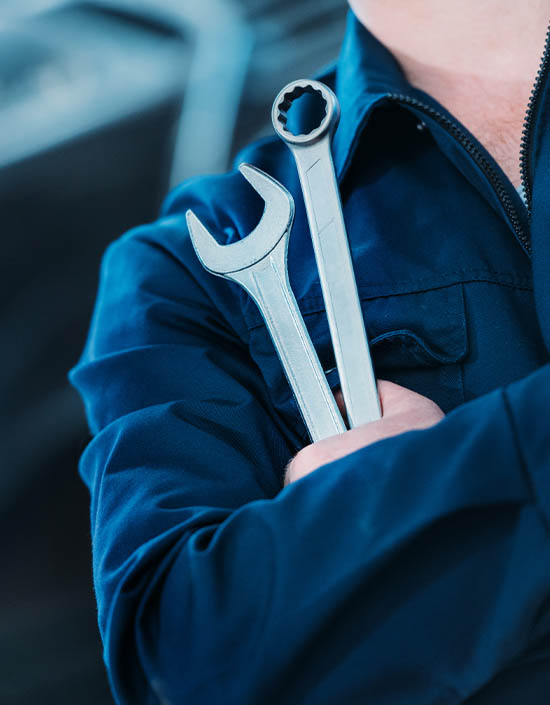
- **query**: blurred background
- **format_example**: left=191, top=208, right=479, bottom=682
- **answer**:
left=0, top=1, right=347, bottom=703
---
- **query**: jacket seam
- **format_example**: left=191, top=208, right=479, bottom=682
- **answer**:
left=501, top=389, right=550, bottom=534
left=243, top=275, right=531, bottom=331
left=355, top=273, right=533, bottom=289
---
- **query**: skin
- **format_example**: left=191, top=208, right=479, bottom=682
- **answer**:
left=285, top=0, right=549, bottom=485
left=285, top=381, right=444, bottom=485
left=348, top=0, right=550, bottom=188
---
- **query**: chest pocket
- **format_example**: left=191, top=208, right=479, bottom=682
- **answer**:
left=245, top=282, right=468, bottom=439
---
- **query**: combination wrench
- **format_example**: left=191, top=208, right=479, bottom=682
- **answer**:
left=272, top=79, right=381, bottom=427
left=186, top=163, right=346, bottom=442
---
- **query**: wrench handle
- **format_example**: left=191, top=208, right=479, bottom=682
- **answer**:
left=292, top=138, right=381, bottom=427
left=233, top=237, right=345, bottom=442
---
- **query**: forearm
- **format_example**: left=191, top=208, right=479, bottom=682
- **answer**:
left=503, top=364, right=550, bottom=526
left=86, top=369, right=550, bottom=704
left=73, top=213, right=550, bottom=704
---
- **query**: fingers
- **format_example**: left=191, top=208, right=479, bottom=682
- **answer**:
left=335, top=380, right=408, bottom=419
left=334, top=379, right=442, bottom=421
left=377, top=379, right=412, bottom=415
left=378, top=378, right=445, bottom=420
left=332, top=388, right=349, bottom=427
left=333, top=388, right=345, bottom=415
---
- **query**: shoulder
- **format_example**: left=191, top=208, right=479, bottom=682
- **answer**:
left=159, top=63, right=338, bottom=242
left=95, top=136, right=293, bottom=352
left=100, top=65, right=338, bottom=339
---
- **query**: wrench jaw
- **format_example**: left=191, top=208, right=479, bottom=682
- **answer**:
left=186, top=210, right=227, bottom=277
left=238, top=163, right=295, bottom=248
left=272, top=79, right=341, bottom=147
left=186, top=164, right=295, bottom=276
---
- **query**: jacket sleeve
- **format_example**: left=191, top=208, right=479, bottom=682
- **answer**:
left=71, top=216, right=550, bottom=705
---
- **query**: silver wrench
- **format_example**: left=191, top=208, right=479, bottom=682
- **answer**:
left=186, top=163, right=345, bottom=442
left=272, top=79, right=381, bottom=427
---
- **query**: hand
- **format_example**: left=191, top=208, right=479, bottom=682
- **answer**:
left=285, top=380, right=445, bottom=486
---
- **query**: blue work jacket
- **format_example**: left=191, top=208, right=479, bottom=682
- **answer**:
left=70, top=12, right=550, bottom=705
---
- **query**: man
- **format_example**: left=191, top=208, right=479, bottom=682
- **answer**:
left=70, top=2, right=550, bottom=703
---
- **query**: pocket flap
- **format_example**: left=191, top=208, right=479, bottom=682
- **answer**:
left=247, top=282, right=469, bottom=426
left=366, top=284, right=468, bottom=369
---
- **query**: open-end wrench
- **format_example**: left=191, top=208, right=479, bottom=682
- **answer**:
left=272, top=79, right=381, bottom=427
left=186, top=163, right=346, bottom=442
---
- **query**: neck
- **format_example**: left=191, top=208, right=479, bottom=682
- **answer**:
left=349, top=1, right=550, bottom=188
left=349, top=1, right=549, bottom=84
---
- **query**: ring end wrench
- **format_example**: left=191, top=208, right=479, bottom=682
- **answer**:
left=272, top=79, right=381, bottom=427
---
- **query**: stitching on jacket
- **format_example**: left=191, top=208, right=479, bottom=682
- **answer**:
left=501, top=389, right=550, bottom=534
left=243, top=275, right=531, bottom=331
left=354, top=269, right=534, bottom=287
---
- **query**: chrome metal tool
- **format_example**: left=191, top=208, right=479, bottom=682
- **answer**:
left=186, top=163, right=345, bottom=442
left=272, top=79, right=381, bottom=427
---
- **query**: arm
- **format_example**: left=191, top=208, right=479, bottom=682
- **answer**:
left=72, top=217, right=550, bottom=705
left=286, top=380, right=446, bottom=485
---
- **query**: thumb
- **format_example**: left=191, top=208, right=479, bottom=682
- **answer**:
left=377, top=379, right=424, bottom=416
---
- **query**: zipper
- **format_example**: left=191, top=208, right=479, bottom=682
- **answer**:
left=386, top=21, right=550, bottom=258
left=386, top=92, right=532, bottom=255
left=519, top=22, right=550, bottom=218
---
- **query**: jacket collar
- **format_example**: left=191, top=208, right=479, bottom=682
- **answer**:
left=332, top=12, right=550, bottom=352
left=333, top=11, right=410, bottom=179
left=332, top=12, right=532, bottom=254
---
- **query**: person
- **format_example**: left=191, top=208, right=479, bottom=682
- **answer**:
left=70, top=1, right=550, bottom=703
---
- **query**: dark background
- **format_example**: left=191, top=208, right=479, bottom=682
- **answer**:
left=0, top=2, right=347, bottom=703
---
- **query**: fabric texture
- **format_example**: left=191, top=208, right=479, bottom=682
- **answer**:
left=70, top=11, right=550, bottom=705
